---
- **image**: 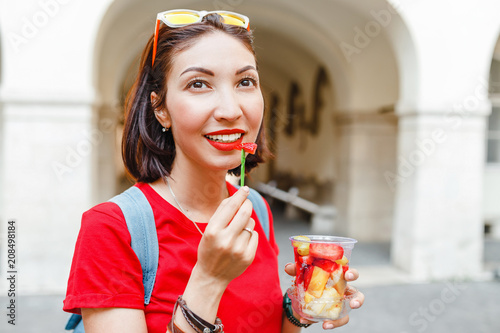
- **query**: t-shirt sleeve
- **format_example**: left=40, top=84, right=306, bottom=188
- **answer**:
left=63, top=202, right=145, bottom=314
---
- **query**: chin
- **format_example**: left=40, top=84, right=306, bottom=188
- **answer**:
left=219, top=159, right=242, bottom=172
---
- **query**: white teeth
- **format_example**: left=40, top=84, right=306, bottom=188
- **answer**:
left=205, top=133, right=242, bottom=143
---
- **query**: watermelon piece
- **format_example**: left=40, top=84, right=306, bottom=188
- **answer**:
left=235, top=142, right=257, bottom=154
left=313, top=258, right=339, bottom=273
left=309, top=243, right=344, bottom=261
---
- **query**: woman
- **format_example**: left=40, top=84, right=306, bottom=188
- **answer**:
left=64, top=9, right=364, bottom=332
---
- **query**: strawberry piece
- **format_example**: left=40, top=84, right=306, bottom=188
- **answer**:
left=299, top=255, right=314, bottom=266
left=295, top=251, right=314, bottom=284
left=313, top=258, right=339, bottom=273
left=342, top=265, right=349, bottom=275
left=296, top=266, right=304, bottom=285
left=294, top=249, right=303, bottom=279
left=235, top=142, right=257, bottom=154
left=302, top=265, right=314, bottom=290
left=309, top=243, right=344, bottom=261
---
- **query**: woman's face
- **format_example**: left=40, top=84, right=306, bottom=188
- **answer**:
left=159, top=31, right=264, bottom=173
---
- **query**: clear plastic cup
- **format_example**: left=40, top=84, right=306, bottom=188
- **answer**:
left=288, top=235, right=358, bottom=321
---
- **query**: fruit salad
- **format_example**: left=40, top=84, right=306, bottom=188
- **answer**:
left=288, top=235, right=357, bottom=321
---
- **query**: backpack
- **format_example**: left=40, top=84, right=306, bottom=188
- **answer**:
left=65, top=185, right=270, bottom=332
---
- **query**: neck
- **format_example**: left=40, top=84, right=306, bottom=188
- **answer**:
left=166, top=161, right=229, bottom=219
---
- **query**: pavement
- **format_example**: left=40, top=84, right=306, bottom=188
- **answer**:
left=1, top=210, right=500, bottom=333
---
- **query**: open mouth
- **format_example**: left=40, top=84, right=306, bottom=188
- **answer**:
left=204, top=131, right=245, bottom=151
left=205, top=133, right=243, bottom=143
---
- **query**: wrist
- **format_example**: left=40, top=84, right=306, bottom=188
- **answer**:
left=181, top=264, right=227, bottom=320
left=188, top=263, right=229, bottom=295
left=283, top=292, right=311, bottom=328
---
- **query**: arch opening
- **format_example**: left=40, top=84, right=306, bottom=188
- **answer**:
left=91, top=0, right=416, bottom=242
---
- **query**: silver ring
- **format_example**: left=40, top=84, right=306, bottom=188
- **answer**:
left=243, top=227, right=253, bottom=234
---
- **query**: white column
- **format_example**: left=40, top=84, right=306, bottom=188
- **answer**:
left=386, top=0, right=500, bottom=280
left=0, top=96, right=99, bottom=292
left=335, top=112, right=398, bottom=241
left=0, top=0, right=113, bottom=292
left=391, top=109, right=488, bottom=280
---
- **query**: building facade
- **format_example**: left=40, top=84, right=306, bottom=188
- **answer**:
left=1, top=0, right=500, bottom=292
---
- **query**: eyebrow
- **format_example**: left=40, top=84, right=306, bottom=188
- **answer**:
left=180, top=65, right=257, bottom=77
left=180, top=67, right=214, bottom=76
left=236, top=65, right=257, bottom=75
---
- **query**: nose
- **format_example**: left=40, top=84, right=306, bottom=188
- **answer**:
left=213, top=88, right=243, bottom=122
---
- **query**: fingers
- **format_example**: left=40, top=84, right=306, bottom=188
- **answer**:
left=284, top=262, right=296, bottom=276
left=320, top=290, right=363, bottom=330
left=344, top=268, right=359, bottom=281
left=322, top=315, right=349, bottom=330
left=240, top=218, right=256, bottom=238
left=349, top=290, right=364, bottom=309
left=242, top=228, right=259, bottom=262
left=227, top=202, right=255, bottom=235
left=232, top=217, right=256, bottom=254
left=205, top=186, right=250, bottom=233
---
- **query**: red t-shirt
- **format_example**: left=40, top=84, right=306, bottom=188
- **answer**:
left=64, top=182, right=284, bottom=333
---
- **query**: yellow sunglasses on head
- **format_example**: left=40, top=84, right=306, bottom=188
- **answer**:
left=152, top=9, right=251, bottom=66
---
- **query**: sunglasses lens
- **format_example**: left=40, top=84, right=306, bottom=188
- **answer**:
left=164, top=11, right=200, bottom=25
left=219, top=14, right=246, bottom=27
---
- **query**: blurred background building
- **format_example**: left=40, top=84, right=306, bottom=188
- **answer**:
left=1, top=0, right=500, bottom=295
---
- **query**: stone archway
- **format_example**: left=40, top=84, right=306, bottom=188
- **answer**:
left=92, top=0, right=414, bottom=241
left=218, top=0, right=410, bottom=242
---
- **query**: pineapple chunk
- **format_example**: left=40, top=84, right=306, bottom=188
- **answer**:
left=330, top=264, right=343, bottom=286
left=297, top=244, right=309, bottom=256
left=307, top=266, right=329, bottom=298
left=334, top=278, right=346, bottom=296
left=304, top=287, right=342, bottom=317
left=304, top=300, right=327, bottom=316
left=304, top=292, right=314, bottom=304
left=335, top=255, right=349, bottom=266
left=292, top=236, right=311, bottom=255
left=325, top=302, right=343, bottom=320
left=321, top=288, right=342, bottom=318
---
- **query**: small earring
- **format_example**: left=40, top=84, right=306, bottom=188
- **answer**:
left=162, top=127, right=169, bottom=132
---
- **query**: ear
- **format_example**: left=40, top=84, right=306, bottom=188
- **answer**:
left=151, top=92, right=171, bottom=129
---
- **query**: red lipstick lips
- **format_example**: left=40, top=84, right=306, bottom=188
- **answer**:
left=205, top=129, right=245, bottom=151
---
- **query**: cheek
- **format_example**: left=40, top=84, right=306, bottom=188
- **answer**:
left=247, top=95, right=264, bottom=129
left=167, top=97, right=206, bottom=130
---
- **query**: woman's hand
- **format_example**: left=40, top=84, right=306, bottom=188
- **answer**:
left=196, top=186, right=259, bottom=287
left=284, top=263, right=365, bottom=330
left=177, top=187, right=259, bottom=331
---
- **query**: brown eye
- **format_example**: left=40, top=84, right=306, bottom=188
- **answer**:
left=190, top=81, right=206, bottom=89
left=239, top=78, right=257, bottom=87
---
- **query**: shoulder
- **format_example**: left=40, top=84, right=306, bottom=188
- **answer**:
left=82, top=183, right=151, bottom=224
left=79, top=198, right=130, bottom=243
left=82, top=201, right=124, bottom=226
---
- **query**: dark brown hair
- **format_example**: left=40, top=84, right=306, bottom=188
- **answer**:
left=122, top=14, right=270, bottom=183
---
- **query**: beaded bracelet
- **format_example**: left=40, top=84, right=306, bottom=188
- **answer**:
left=283, top=292, right=311, bottom=328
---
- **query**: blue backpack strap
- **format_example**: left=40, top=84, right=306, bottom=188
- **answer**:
left=109, top=186, right=159, bottom=305
left=235, top=186, right=270, bottom=240
left=65, top=314, right=84, bottom=332
left=65, top=186, right=159, bottom=332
